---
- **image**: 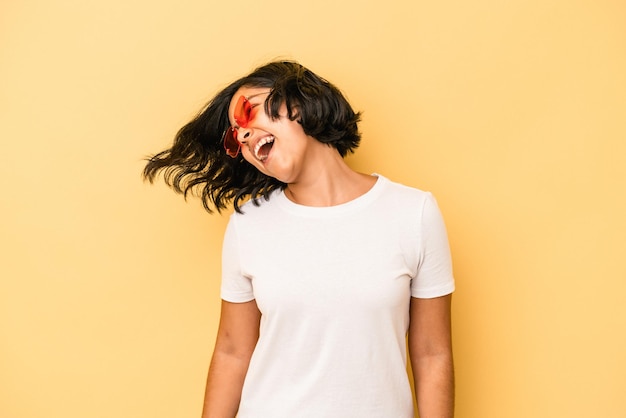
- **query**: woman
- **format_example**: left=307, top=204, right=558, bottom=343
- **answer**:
left=144, top=61, right=455, bottom=418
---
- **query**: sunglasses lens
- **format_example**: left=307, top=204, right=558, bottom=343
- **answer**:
left=223, top=128, right=241, bottom=158
left=234, top=95, right=252, bottom=127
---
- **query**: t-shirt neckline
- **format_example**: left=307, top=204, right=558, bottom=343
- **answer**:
left=274, top=174, right=387, bottom=217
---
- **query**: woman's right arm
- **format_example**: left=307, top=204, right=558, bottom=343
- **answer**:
left=201, top=299, right=261, bottom=418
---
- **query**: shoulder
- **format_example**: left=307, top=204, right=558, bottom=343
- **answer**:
left=229, top=188, right=286, bottom=232
left=376, top=174, right=435, bottom=208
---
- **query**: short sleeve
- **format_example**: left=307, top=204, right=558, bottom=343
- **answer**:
left=220, top=215, right=255, bottom=302
left=411, top=193, right=456, bottom=298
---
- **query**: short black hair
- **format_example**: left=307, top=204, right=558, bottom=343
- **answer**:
left=143, top=60, right=362, bottom=213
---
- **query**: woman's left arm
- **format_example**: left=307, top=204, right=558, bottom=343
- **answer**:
left=408, top=294, right=455, bottom=418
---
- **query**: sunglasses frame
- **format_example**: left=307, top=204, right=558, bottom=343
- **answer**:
left=222, top=92, right=270, bottom=158
left=222, top=95, right=252, bottom=158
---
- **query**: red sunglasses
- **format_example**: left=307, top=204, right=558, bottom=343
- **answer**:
left=222, top=94, right=261, bottom=158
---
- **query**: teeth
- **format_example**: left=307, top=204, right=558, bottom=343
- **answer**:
left=254, top=136, right=275, bottom=160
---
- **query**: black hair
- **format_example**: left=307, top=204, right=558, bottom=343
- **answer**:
left=143, top=60, right=362, bottom=213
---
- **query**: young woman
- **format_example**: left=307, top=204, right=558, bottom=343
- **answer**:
left=144, top=61, right=455, bottom=418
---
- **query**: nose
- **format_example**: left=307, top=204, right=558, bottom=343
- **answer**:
left=236, top=126, right=253, bottom=143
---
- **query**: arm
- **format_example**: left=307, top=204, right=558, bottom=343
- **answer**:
left=201, top=299, right=261, bottom=418
left=408, top=294, right=454, bottom=418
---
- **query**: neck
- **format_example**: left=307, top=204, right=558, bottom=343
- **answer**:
left=284, top=153, right=376, bottom=207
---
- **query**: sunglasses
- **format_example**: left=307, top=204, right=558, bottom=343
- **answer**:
left=223, top=93, right=267, bottom=158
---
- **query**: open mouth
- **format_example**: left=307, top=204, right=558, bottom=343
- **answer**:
left=254, top=136, right=275, bottom=161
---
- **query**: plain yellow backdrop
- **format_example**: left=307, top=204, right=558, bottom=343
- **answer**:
left=1, top=0, right=624, bottom=417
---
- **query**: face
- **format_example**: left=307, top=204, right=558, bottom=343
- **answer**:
left=226, top=86, right=322, bottom=184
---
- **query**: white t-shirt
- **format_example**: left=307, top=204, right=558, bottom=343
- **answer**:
left=221, top=175, right=455, bottom=418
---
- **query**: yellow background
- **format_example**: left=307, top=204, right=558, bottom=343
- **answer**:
left=2, top=0, right=624, bottom=417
